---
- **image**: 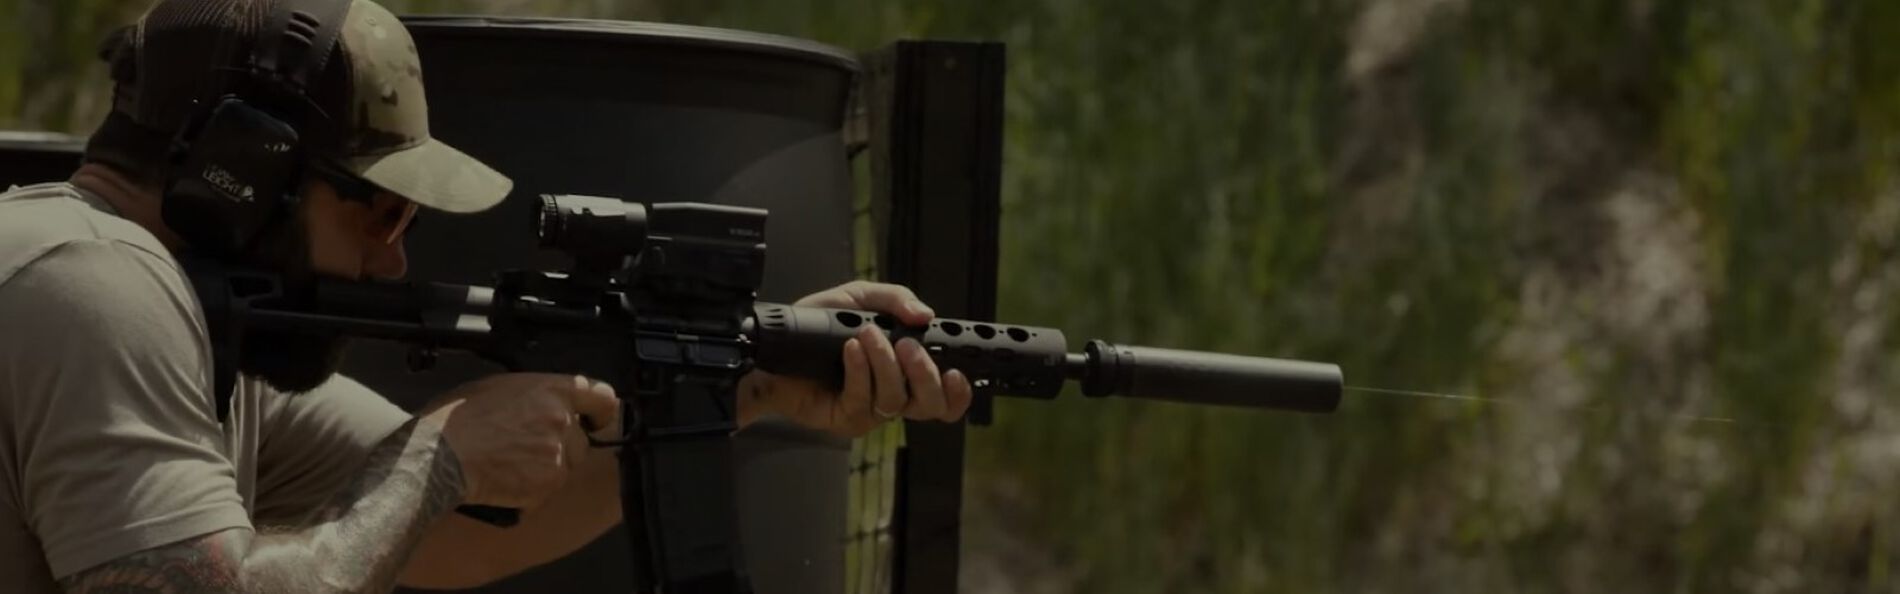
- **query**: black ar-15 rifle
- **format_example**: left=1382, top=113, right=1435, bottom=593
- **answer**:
left=185, top=194, right=1344, bottom=594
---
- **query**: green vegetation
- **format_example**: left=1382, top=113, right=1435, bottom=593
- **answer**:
left=7, top=0, right=1900, bottom=591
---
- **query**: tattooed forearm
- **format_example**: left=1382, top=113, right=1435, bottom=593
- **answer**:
left=58, top=418, right=465, bottom=594
left=248, top=418, right=465, bottom=592
left=57, top=530, right=244, bottom=593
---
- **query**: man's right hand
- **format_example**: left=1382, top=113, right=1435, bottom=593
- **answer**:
left=421, top=373, right=620, bottom=510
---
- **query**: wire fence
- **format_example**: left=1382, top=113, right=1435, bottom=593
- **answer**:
left=844, top=150, right=903, bottom=594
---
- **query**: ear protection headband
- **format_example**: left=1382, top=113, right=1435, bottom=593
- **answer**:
left=159, top=0, right=352, bottom=260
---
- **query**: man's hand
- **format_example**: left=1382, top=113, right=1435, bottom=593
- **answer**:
left=421, top=373, right=620, bottom=510
left=741, top=280, right=974, bottom=437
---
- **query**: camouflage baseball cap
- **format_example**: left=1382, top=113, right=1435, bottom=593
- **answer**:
left=329, top=0, right=508, bottom=213
left=102, top=0, right=509, bottom=213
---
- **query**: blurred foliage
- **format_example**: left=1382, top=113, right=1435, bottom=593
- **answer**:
left=0, top=0, right=143, bottom=130
left=7, top=0, right=1900, bottom=592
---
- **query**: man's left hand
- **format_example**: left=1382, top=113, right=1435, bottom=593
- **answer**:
left=738, top=280, right=973, bottom=437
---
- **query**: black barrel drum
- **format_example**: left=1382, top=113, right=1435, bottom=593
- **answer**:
left=0, top=131, right=83, bottom=189
left=358, top=17, right=861, bottom=594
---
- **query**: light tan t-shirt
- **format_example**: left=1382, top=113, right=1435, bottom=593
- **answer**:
left=0, top=182, right=411, bottom=590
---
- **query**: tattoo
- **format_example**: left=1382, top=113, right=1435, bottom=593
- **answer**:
left=58, top=531, right=243, bottom=593
left=59, top=419, right=465, bottom=594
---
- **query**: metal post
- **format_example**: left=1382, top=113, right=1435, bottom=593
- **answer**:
left=863, top=39, right=1007, bottom=594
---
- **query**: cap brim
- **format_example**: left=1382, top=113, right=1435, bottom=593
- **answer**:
left=343, top=139, right=511, bottom=214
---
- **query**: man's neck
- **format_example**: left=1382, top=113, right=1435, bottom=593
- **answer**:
left=69, top=163, right=186, bottom=249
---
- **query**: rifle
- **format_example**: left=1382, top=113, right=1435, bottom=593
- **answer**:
left=185, top=194, right=1343, bottom=593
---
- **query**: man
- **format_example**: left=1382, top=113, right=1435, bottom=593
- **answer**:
left=0, top=0, right=972, bottom=592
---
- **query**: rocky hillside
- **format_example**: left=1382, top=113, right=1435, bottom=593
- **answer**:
left=960, top=0, right=1900, bottom=592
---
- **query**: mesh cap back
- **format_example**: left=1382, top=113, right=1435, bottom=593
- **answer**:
left=110, top=0, right=355, bottom=156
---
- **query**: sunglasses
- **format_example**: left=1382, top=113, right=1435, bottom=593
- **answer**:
left=312, top=160, right=419, bottom=245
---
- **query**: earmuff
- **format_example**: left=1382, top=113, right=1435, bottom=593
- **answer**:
left=160, top=0, right=352, bottom=261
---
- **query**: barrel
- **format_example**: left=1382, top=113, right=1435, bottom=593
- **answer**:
left=351, top=17, right=861, bottom=594
left=0, top=131, right=83, bottom=189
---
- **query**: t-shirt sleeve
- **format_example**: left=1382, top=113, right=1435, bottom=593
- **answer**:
left=253, top=374, right=410, bottom=527
left=0, top=239, right=252, bottom=579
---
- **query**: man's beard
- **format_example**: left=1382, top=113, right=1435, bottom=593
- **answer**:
left=233, top=211, right=348, bottom=394
left=238, top=328, right=349, bottom=394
